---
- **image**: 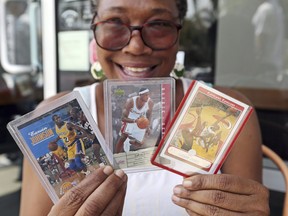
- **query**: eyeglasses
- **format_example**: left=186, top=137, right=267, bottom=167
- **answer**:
left=91, top=19, right=182, bottom=51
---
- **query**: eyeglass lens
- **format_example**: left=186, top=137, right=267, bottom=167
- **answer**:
left=94, top=21, right=180, bottom=51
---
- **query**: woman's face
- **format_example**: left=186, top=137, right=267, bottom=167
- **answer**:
left=95, top=0, right=180, bottom=80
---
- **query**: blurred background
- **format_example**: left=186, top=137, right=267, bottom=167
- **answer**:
left=0, top=0, right=287, bottom=215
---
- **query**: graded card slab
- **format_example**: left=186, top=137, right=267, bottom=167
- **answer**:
left=7, top=91, right=113, bottom=203
left=104, top=78, right=175, bottom=171
left=151, top=80, right=253, bottom=177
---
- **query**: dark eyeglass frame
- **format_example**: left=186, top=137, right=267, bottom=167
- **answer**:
left=90, top=14, right=182, bottom=51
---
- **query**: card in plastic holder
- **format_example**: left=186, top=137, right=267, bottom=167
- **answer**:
left=7, top=91, right=113, bottom=203
left=151, top=80, right=253, bottom=177
left=104, top=78, right=175, bottom=172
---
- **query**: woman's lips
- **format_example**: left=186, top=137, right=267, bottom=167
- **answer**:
left=124, top=66, right=150, bottom=72
left=117, top=64, right=156, bottom=77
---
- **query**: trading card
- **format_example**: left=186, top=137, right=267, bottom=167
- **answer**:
left=104, top=78, right=175, bottom=171
left=7, top=91, right=112, bottom=203
left=151, top=80, right=253, bottom=177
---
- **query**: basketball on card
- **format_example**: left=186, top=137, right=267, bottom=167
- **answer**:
left=136, top=116, right=150, bottom=129
left=48, top=141, right=58, bottom=151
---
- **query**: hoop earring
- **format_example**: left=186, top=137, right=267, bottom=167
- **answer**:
left=170, top=62, right=185, bottom=79
left=90, top=61, right=105, bottom=80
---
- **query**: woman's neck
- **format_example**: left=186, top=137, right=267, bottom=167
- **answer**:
left=175, top=79, right=184, bottom=109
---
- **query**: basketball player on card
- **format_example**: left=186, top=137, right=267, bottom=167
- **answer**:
left=115, top=88, right=154, bottom=153
left=52, top=114, right=93, bottom=173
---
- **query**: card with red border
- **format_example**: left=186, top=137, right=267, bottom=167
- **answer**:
left=151, top=80, right=253, bottom=177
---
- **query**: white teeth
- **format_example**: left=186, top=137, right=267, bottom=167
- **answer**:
left=124, top=67, right=150, bottom=72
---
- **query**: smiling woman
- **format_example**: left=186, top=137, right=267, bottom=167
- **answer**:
left=92, top=0, right=183, bottom=81
left=20, top=0, right=270, bottom=215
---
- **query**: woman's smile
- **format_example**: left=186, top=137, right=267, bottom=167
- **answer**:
left=115, top=62, right=157, bottom=78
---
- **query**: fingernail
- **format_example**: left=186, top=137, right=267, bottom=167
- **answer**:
left=114, top=169, right=125, bottom=179
left=183, top=180, right=192, bottom=188
left=103, top=166, right=113, bottom=175
left=173, top=187, right=181, bottom=195
left=172, top=195, right=180, bottom=203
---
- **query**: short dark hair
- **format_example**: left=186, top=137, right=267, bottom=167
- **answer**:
left=91, top=0, right=187, bottom=20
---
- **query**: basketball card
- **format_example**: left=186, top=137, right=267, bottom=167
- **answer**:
left=104, top=78, right=175, bottom=172
left=151, top=80, right=253, bottom=177
left=7, top=91, right=113, bottom=203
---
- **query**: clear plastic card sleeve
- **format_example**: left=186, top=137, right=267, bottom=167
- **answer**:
left=151, top=80, right=253, bottom=177
left=104, top=78, right=175, bottom=173
left=7, top=91, right=113, bottom=203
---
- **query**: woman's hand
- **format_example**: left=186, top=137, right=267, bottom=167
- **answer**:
left=172, top=174, right=270, bottom=216
left=49, top=166, right=127, bottom=216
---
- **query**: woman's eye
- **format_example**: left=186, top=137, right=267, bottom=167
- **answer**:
left=106, top=18, right=124, bottom=24
left=148, top=21, right=174, bottom=28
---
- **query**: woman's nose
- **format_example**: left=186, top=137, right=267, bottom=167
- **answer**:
left=122, top=30, right=152, bottom=55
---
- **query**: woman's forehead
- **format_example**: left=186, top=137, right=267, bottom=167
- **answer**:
left=97, top=0, right=178, bottom=15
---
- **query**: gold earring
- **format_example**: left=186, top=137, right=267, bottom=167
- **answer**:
left=90, top=61, right=105, bottom=80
